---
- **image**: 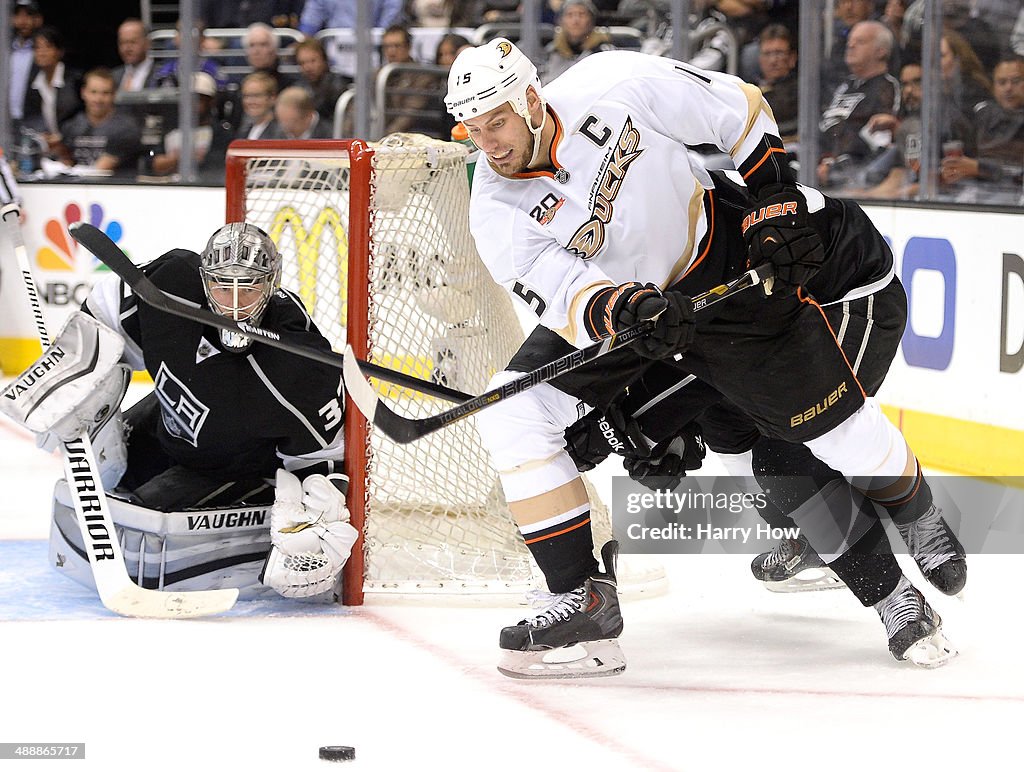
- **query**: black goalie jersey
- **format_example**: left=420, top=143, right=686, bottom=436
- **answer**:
left=83, top=249, right=346, bottom=481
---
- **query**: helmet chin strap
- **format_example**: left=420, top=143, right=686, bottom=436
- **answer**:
left=518, top=99, right=548, bottom=168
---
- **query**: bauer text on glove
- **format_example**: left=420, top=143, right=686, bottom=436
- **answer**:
left=741, top=185, right=825, bottom=296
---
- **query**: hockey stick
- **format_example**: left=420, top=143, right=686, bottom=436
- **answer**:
left=2, top=205, right=238, bottom=618
left=67, top=221, right=474, bottom=404
left=342, top=264, right=776, bottom=444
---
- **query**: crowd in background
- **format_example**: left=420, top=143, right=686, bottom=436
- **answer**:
left=5, top=0, right=1024, bottom=205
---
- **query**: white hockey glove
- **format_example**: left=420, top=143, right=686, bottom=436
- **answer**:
left=262, top=469, right=359, bottom=599
left=0, top=311, right=130, bottom=446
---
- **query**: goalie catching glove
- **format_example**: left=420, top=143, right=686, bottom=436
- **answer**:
left=741, top=184, right=825, bottom=296
left=565, top=406, right=706, bottom=489
left=0, top=311, right=130, bottom=445
left=584, top=282, right=695, bottom=360
left=262, top=469, right=359, bottom=599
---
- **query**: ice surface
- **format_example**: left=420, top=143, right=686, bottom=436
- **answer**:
left=1, top=404, right=1021, bottom=771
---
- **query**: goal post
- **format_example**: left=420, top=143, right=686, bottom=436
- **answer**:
left=225, top=136, right=665, bottom=605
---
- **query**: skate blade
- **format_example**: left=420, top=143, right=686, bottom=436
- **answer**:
left=762, top=568, right=846, bottom=594
left=497, top=639, right=626, bottom=680
left=903, top=630, right=959, bottom=669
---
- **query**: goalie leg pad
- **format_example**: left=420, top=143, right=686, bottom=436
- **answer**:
left=50, top=480, right=279, bottom=599
left=1, top=311, right=129, bottom=441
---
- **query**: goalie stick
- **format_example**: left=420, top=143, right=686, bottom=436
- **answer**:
left=342, top=265, right=776, bottom=444
left=2, top=206, right=238, bottom=618
left=67, top=222, right=474, bottom=405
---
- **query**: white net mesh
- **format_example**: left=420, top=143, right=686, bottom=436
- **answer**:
left=228, top=136, right=664, bottom=600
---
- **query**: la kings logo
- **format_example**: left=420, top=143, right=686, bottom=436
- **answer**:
left=154, top=362, right=210, bottom=447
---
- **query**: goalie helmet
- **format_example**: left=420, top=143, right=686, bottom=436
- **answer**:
left=200, top=222, right=282, bottom=352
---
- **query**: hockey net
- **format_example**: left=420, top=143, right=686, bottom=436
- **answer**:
left=225, top=136, right=664, bottom=604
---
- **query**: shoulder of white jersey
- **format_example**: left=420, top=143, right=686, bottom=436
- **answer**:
left=543, top=50, right=645, bottom=100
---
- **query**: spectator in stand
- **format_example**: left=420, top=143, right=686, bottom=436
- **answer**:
left=294, top=38, right=352, bottom=122
left=242, top=23, right=296, bottom=92
left=378, top=24, right=446, bottom=137
left=299, top=0, right=404, bottom=35
left=879, top=0, right=909, bottom=74
left=22, top=26, right=82, bottom=140
left=818, top=19, right=900, bottom=190
left=904, top=0, right=1001, bottom=73
left=200, top=1, right=305, bottom=29
left=1014, top=7, right=1024, bottom=57
left=756, top=23, right=799, bottom=141
left=825, top=0, right=876, bottom=94
left=9, top=0, right=44, bottom=127
left=860, top=60, right=976, bottom=200
left=112, top=19, right=160, bottom=93
left=436, top=33, right=472, bottom=139
left=234, top=71, right=280, bottom=140
left=155, top=18, right=227, bottom=89
left=941, top=29, right=992, bottom=116
left=408, top=0, right=481, bottom=27
left=269, top=86, right=335, bottom=139
left=150, top=72, right=231, bottom=181
left=51, top=68, right=142, bottom=175
left=939, top=54, right=1024, bottom=203
left=541, top=0, right=614, bottom=85
left=701, top=0, right=798, bottom=82
left=435, top=33, right=471, bottom=67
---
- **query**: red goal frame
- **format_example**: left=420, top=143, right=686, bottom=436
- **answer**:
left=225, top=139, right=373, bottom=605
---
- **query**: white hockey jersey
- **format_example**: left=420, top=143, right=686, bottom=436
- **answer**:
left=468, top=51, right=785, bottom=349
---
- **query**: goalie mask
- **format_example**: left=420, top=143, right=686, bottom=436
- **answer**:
left=445, top=38, right=548, bottom=167
left=200, top=222, right=282, bottom=352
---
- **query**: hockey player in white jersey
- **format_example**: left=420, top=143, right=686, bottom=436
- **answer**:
left=1, top=223, right=357, bottom=601
left=444, top=40, right=964, bottom=676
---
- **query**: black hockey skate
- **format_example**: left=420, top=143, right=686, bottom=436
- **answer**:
left=498, top=540, right=625, bottom=680
left=874, top=576, right=957, bottom=667
left=750, top=534, right=845, bottom=593
left=896, top=504, right=967, bottom=596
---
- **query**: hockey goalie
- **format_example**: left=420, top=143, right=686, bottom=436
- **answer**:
left=0, top=222, right=358, bottom=601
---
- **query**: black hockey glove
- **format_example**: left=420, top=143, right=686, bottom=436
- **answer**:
left=623, top=423, right=706, bottom=491
left=564, top=403, right=652, bottom=473
left=741, top=184, right=825, bottom=297
left=585, top=282, right=696, bottom=360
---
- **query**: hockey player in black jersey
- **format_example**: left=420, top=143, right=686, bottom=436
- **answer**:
left=1, top=223, right=357, bottom=600
left=563, top=167, right=966, bottom=664
left=441, top=39, right=963, bottom=676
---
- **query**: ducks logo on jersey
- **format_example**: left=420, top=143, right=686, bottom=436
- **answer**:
left=568, top=117, right=644, bottom=259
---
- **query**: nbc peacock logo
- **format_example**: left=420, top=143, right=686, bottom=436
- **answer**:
left=34, top=203, right=125, bottom=306
left=36, top=202, right=123, bottom=273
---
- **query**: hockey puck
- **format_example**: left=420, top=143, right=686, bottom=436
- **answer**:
left=319, top=746, right=356, bottom=762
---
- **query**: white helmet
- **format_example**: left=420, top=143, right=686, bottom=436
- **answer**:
left=445, top=38, right=543, bottom=122
left=445, top=39, right=548, bottom=166
left=200, top=222, right=282, bottom=352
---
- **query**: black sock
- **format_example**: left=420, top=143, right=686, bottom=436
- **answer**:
left=521, top=512, right=598, bottom=593
left=826, top=518, right=903, bottom=606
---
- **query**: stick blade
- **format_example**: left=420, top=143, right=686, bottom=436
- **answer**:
left=342, top=345, right=436, bottom=444
left=106, top=586, right=239, bottom=619
left=342, top=345, right=379, bottom=422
